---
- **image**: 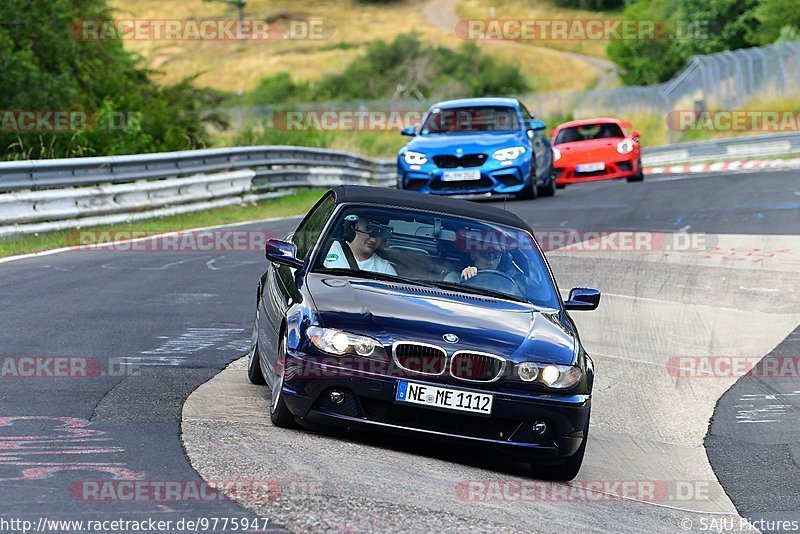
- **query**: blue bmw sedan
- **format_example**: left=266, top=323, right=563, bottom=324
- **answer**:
left=248, top=186, right=599, bottom=479
left=397, top=97, right=556, bottom=199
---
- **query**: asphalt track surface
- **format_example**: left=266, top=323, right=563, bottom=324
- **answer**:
left=1, top=170, right=799, bottom=533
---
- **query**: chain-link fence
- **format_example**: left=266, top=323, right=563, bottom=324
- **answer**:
left=220, top=41, right=800, bottom=138
left=549, top=40, right=800, bottom=118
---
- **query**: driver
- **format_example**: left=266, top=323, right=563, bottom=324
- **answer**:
left=445, top=248, right=518, bottom=283
left=324, top=216, right=397, bottom=275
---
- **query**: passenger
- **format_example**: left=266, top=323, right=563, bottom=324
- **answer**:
left=324, top=216, right=397, bottom=275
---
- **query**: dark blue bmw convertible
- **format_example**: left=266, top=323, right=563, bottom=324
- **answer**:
left=248, top=185, right=599, bottom=479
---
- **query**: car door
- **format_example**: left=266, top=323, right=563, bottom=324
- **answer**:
left=257, top=193, right=337, bottom=380
left=520, top=103, right=551, bottom=179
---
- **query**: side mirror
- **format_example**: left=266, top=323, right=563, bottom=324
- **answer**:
left=528, top=119, right=547, bottom=132
left=631, top=129, right=640, bottom=139
left=549, top=128, right=557, bottom=138
left=401, top=125, right=416, bottom=136
left=265, top=239, right=304, bottom=269
left=564, top=288, right=601, bottom=311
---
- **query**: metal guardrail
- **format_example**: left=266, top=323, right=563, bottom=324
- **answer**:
left=0, top=133, right=798, bottom=237
left=0, top=146, right=395, bottom=237
left=0, top=146, right=395, bottom=193
left=641, top=132, right=800, bottom=166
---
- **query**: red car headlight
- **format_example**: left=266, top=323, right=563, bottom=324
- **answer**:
left=616, top=139, right=634, bottom=154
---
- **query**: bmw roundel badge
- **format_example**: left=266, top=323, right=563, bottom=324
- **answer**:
left=443, top=333, right=459, bottom=344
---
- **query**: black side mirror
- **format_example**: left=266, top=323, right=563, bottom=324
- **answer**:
left=265, top=239, right=303, bottom=269
left=564, top=288, right=601, bottom=311
left=401, top=125, right=416, bottom=136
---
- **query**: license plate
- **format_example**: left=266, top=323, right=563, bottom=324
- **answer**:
left=396, top=380, right=493, bottom=415
left=442, top=170, right=481, bottom=182
left=576, top=162, right=605, bottom=173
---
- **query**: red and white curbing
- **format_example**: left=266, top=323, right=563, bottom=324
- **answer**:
left=646, top=157, right=800, bottom=175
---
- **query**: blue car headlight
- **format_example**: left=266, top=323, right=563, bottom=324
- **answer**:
left=492, top=146, right=526, bottom=162
left=307, top=326, right=388, bottom=360
left=402, top=151, right=428, bottom=165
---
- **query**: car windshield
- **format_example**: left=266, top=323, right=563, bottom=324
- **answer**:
left=420, top=106, right=520, bottom=134
left=554, top=123, right=625, bottom=144
left=313, top=205, right=560, bottom=309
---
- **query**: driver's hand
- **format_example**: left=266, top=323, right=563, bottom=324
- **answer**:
left=461, top=266, right=478, bottom=280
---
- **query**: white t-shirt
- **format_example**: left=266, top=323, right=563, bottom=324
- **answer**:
left=323, top=241, right=397, bottom=275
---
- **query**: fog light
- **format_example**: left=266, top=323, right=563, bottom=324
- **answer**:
left=532, top=420, right=547, bottom=435
left=330, top=390, right=345, bottom=405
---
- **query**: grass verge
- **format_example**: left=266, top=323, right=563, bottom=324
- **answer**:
left=0, top=189, right=326, bottom=259
left=109, top=0, right=595, bottom=94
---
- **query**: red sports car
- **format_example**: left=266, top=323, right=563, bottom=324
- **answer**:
left=551, top=118, right=643, bottom=187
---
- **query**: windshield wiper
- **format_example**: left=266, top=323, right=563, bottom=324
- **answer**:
left=427, top=280, right=529, bottom=304
left=315, top=268, right=530, bottom=304
left=315, top=268, right=441, bottom=289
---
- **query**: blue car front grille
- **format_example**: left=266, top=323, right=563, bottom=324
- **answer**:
left=433, top=154, right=487, bottom=168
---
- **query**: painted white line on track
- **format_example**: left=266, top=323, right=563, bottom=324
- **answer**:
left=0, top=214, right=303, bottom=266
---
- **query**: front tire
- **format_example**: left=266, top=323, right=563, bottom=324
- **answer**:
left=626, top=160, right=644, bottom=182
left=247, top=309, right=266, bottom=385
left=530, top=437, right=587, bottom=481
left=538, top=173, right=557, bottom=197
left=270, top=336, right=296, bottom=428
left=517, top=166, right=538, bottom=200
left=530, top=412, right=589, bottom=481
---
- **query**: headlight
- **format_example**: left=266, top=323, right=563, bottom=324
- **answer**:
left=552, top=147, right=561, bottom=161
left=306, top=326, right=387, bottom=360
left=514, top=362, right=582, bottom=389
left=616, top=139, right=634, bottom=154
left=517, top=362, right=539, bottom=382
left=403, top=151, right=428, bottom=165
left=492, top=146, right=526, bottom=161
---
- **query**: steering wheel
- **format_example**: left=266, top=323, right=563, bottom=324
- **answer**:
left=463, top=269, right=521, bottom=296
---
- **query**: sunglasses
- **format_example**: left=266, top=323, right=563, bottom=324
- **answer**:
left=355, top=224, right=392, bottom=239
left=475, top=251, right=502, bottom=260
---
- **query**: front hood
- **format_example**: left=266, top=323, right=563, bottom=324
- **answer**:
left=405, top=132, right=524, bottom=155
left=306, top=274, right=576, bottom=365
left=555, top=138, right=624, bottom=159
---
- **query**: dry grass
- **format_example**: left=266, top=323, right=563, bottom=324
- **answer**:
left=109, top=0, right=595, bottom=93
left=457, top=0, right=622, bottom=59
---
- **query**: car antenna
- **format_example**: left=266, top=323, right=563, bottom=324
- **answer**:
left=503, top=196, right=508, bottom=210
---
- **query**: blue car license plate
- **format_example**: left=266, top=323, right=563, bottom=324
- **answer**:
left=442, top=170, right=481, bottom=181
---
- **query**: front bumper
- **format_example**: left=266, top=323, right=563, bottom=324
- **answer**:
left=554, top=157, right=640, bottom=185
left=397, top=159, right=535, bottom=196
left=280, top=351, right=591, bottom=459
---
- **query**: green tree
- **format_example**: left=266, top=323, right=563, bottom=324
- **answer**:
left=607, top=0, right=687, bottom=85
left=607, top=0, right=761, bottom=86
left=750, top=0, right=800, bottom=44
left=0, top=0, right=224, bottom=159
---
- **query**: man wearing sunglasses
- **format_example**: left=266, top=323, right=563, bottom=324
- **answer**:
left=444, top=245, right=522, bottom=286
left=323, top=216, right=397, bottom=275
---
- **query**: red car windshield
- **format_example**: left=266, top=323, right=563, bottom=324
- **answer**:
left=554, top=123, right=625, bottom=144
